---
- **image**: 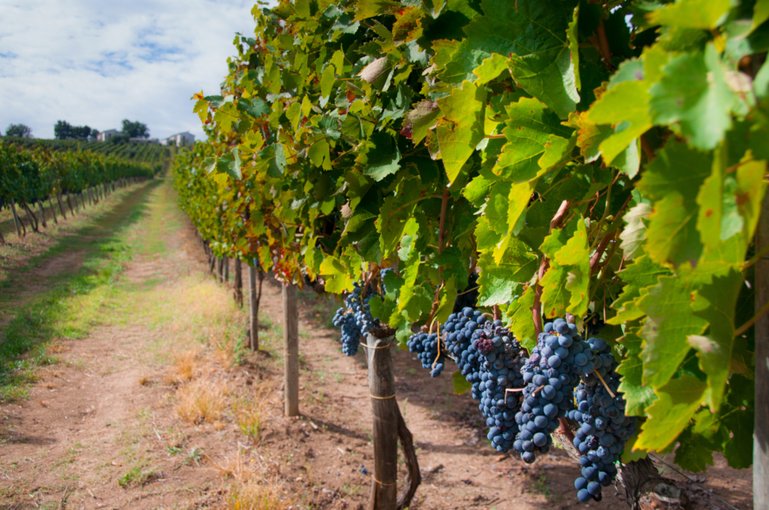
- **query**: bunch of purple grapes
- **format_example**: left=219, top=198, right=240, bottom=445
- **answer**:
left=442, top=307, right=487, bottom=397
left=407, top=331, right=445, bottom=377
left=568, top=338, right=635, bottom=503
left=514, top=318, right=594, bottom=463
left=473, top=319, right=526, bottom=452
left=332, top=282, right=378, bottom=356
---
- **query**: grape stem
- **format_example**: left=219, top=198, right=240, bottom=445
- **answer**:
left=742, top=240, right=769, bottom=271
left=593, top=14, right=614, bottom=70
left=734, top=298, right=769, bottom=337
left=456, top=285, right=479, bottom=296
left=504, top=387, right=525, bottom=404
left=593, top=369, right=617, bottom=399
left=426, top=188, right=451, bottom=326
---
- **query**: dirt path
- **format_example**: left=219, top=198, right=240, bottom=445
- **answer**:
left=0, top=180, right=752, bottom=510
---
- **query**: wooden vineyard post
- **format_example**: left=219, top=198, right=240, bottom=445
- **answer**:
left=755, top=192, right=769, bottom=510
left=56, top=194, right=67, bottom=220
left=283, top=282, right=299, bottom=417
left=37, top=202, right=47, bottom=229
left=248, top=261, right=259, bottom=350
left=366, top=332, right=398, bottom=510
left=233, top=258, right=243, bottom=307
left=48, top=197, right=58, bottom=224
left=9, top=202, right=25, bottom=237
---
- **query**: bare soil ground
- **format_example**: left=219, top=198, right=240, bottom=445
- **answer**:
left=0, top=180, right=753, bottom=510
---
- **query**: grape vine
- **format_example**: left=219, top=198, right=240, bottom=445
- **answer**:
left=173, top=0, right=768, bottom=504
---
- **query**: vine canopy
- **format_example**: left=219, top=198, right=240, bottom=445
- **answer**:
left=174, top=0, right=769, bottom=475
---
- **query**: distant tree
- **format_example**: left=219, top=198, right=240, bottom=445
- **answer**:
left=5, top=123, right=32, bottom=138
left=73, top=125, right=94, bottom=140
left=55, top=120, right=95, bottom=141
left=54, top=120, right=72, bottom=139
left=121, top=119, right=149, bottom=139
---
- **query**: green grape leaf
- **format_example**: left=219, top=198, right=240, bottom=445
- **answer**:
left=754, top=0, right=769, bottom=30
left=354, top=0, right=401, bottom=20
left=380, top=189, right=419, bottom=259
left=477, top=244, right=537, bottom=307
left=435, top=276, right=458, bottom=324
left=638, top=275, right=708, bottom=388
left=637, top=141, right=711, bottom=267
left=477, top=264, right=515, bottom=306
left=214, top=102, right=240, bottom=133
left=541, top=265, right=569, bottom=318
left=696, top=151, right=729, bottom=251
left=369, top=294, right=396, bottom=325
left=617, top=332, right=657, bottom=416
left=320, top=256, right=355, bottom=293
left=735, top=158, right=768, bottom=242
left=493, top=181, right=533, bottom=263
left=755, top=57, right=769, bottom=100
left=229, top=148, right=242, bottom=180
left=650, top=44, right=737, bottom=150
left=635, top=375, right=706, bottom=452
left=463, top=171, right=494, bottom=206
left=646, top=193, right=702, bottom=267
left=553, top=219, right=590, bottom=316
left=447, top=0, right=579, bottom=117
left=674, top=428, right=716, bottom=472
left=452, top=370, right=472, bottom=395
left=588, top=81, right=652, bottom=168
left=473, top=53, right=509, bottom=85
left=405, top=100, right=440, bottom=145
left=309, top=139, right=332, bottom=170
left=494, top=97, right=572, bottom=181
left=650, top=0, right=733, bottom=30
left=610, top=255, right=669, bottom=325
left=397, top=215, right=419, bottom=262
left=320, top=64, right=336, bottom=101
left=620, top=202, right=651, bottom=260
left=364, top=133, right=401, bottom=181
left=689, top=270, right=742, bottom=410
left=507, top=286, right=537, bottom=352
left=238, top=97, right=270, bottom=118
left=436, top=81, right=486, bottom=184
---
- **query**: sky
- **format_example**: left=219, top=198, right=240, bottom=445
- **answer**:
left=0, top=0, right=258, bottom=141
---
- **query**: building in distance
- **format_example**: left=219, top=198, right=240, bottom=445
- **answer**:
left=163, top=132, right=195, bottom=147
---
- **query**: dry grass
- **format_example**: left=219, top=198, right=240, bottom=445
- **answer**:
left=213, top=331, right=237, bottom=367
left=210, top=446, right=289, bottom=510
left=175, top=378, right=228, bottom=424
left=228, top=481, right=287, bottom=510
left=165, top=348, right=201, bottom=385
left=232, top=398, right=263, bottom=444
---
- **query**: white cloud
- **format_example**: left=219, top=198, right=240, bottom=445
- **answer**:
left=0, top=0, right=256, bottom=140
